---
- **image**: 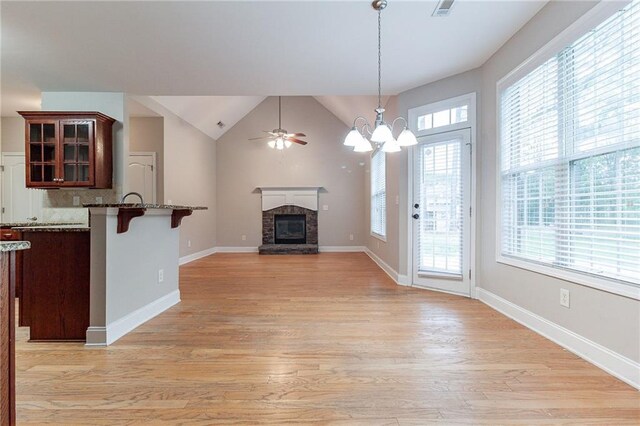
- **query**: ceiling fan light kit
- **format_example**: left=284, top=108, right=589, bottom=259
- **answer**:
left=343, top=0, right=417, bottom=153
left=250, top=96, right=308, bottom=149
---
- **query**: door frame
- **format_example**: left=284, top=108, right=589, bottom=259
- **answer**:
left=1, top=152, right=44, bottom=222
left=406, top=92, right=477, bottom=298
left=127, top=151, right=157, bottom=204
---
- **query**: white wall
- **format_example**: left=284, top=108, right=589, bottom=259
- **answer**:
left=215, top=96, right=366, bottom=248
left=130, top=96, right=216, bottom=257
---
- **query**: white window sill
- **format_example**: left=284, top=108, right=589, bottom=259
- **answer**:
left=371, top=232, right=387, bottom=243
left=496, top=255, right=640, bottom=301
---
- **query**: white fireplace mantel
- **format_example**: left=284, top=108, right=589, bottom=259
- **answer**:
left=257, top=187, right=322, bottom=211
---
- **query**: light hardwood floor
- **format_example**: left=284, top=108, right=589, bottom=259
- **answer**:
left=16, top=253, right=640, bottom=424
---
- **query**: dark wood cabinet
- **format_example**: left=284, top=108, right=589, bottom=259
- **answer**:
left=21, top=231, right=90, bottom=341
left=0, top=228, right=24, bottom=321
left=1, top=251, right=17, bottom=425
left=18, top=111, right=115, bottom=189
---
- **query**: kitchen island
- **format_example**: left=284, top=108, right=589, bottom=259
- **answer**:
left=84, top=203, right=206, bottom=345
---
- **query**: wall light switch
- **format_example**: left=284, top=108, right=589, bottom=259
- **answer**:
left=349, top=234, right=354, bottom=241
left=241, top=235, right=247, bottom=241
left=73, top=196, right=80, bottom=206
left=187, top=240, right=192, bottom=248
left=395, top=196, right=399, bottom=205
left=322, top=205, right=329, bottom=211
left=95, top=196, right=103, bottom=204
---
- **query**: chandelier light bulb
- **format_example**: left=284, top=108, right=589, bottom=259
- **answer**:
left=397, top=128, right=418, bottom=146
left=344, top=127, right=362, bottom=147
left=382, top=137, right=401, bottom=153
left=276, top=138, right=285, bottom=150
left=354, top=134, right=373, bottom=152
left=284, top=139, right=292, bottom=148
left=267, top=140, right=276, bottom=149
left=371, top=123, right=393, bottom=143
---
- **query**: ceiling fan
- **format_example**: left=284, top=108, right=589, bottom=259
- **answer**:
left=249, top=96, right=308, bottom=150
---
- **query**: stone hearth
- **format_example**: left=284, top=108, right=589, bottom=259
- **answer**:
left=259, top=205, right=318, bottom=254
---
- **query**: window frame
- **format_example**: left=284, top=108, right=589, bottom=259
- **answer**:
left=495, top=0, right=640, bottom=300
left=370, top=148, right=387, bottom=241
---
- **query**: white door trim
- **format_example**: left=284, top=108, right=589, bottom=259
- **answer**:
left=406, top=92, right=477, bottom=298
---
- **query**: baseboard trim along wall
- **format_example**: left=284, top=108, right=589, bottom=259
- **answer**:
left=179, top=247, right=217, bottom=265
left=214, top=246, right=259, bottom=253
left=477, top=288, right=640, bottom=390
left=319, top=246, right=366, bottom=252
left=365, top=249, right=411, bottom=286
left=86, top=290, right=181, bottom=346
left=207, top=246, right=368, bottom=254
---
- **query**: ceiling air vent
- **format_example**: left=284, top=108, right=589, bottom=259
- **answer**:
left=432, top=0, right=455, bottom=17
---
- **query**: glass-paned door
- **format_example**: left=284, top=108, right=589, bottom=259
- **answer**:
left=27, top=121, right=58, bottom=186
left=412, top=128, right=471, bottom=296
left=61, top=120, right=93, bottom=186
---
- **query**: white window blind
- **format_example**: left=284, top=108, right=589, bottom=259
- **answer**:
left=500, top=0, right=640, bottom=286
left=371, top=149, right=386, bottom=238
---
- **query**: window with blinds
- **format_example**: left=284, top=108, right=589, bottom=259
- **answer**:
left=500, top=0, right=640, bottom=286
left=371, top=149, right=386, bottom=238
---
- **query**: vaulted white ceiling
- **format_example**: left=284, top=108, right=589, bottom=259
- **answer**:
left=2, top=0, right=546, bottom=120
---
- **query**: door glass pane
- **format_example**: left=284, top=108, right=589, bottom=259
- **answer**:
left=64, top=164, right=77, bottom=182
left=43, top=165, right=55, bottom=182
left=30, top=124, right=42, bottom=142
left=43, top=124, right=56, bottom=143
left=30, top=165, right=42, bottom=182
left=77, top=124, right=89, bottom=142
left=78, top=165, right=89, bottom=182
left=30, top=144, right=42, bottom=162
left=63, top=124, right=76, bottom=142
left=43, top=145, right=56, bottom=162
left=416, top=138, right=463, bottom=275
left=78, top=145, right=89, bottom=162
left=64, top=145, right=76, bottom=161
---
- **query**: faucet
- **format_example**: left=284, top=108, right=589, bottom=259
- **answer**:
left=121, top=192, right=144, bottom=205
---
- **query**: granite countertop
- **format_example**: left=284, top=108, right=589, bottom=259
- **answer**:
left=12, top=225, right=90, bottom=232
left=0, top=241, right=31, bottom=252
left=83, top=203, right=207, bottom=210
left=1, top=222, right=83, bottom=228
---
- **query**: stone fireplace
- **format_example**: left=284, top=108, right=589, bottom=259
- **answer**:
left=258, top=187, right=320, bottom=254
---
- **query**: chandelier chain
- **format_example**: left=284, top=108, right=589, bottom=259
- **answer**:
left=377, top=8, right=382, bottom=109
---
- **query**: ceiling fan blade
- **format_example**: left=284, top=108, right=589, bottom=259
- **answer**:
left=287, top=137, right=308, bottom=145
left=263, top=130, right=278, bottom=136
left=287, top=132, right=306, bottom=137
left=249, top=136, right=273, bottom=141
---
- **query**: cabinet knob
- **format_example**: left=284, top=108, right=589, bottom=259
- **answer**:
left=412, top=213, right=420, bottom=219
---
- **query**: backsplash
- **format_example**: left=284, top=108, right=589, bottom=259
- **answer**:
left=41, top=208, right=89, bottom=225
left=44, top=189, right=118, bottom=208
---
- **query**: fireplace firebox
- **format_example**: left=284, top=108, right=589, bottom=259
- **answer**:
left=275, top=214, right=306, bottom=244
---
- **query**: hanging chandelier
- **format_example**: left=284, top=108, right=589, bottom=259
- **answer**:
left=343, top=0, right=417, bottom=153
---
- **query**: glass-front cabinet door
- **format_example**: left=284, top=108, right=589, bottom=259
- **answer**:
left=60, top=120, right=94, bottom=186
left=27, top=121, right=58, bottom=186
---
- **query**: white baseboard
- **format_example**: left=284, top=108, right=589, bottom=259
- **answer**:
left=85, top=290, right=181, bottom=346
left=319, top=246, right=366, bottom=252
left=179, top=247, right=216, bottom=265
left=477, top=288, right=640, bottom=390
left=365, top=248, right=410, bottom=286
left=215, top=246, right=259, bottom=253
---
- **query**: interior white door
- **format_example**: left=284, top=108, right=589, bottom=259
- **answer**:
left=1, top=153, right=44, bottom=223
left=127, top=153, right=156, bottom=204
left=412, top=129, right=471, bottom=296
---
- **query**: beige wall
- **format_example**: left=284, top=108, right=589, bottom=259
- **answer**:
left=1, top=117, right=25, bottom=153
left=387, top=0, right=639, bottom=364
left=130, top=117, right=164, bottom=203
left=216, top=96, right=365, bottom=248
left=131, top=96, right=216, bottom=258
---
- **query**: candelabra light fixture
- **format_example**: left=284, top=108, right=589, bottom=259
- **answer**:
left=343, top=0, right=417, bottom=153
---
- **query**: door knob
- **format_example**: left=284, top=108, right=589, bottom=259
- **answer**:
left=412, top=213, right=419, bottom=219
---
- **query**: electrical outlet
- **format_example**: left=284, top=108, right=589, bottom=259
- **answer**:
left=395, top=195, right=399, bottom=205
left=96, top=196, right=103, bottom=204
left=187, top=240, right=191, bottom=248
left=349, top=234, right=354, bottom=241
left=241, top=235, right=247, bottom=241
left=322, top=205, right=329, bottom=211
left=73, top=196, right=80, bottom=206
left=560, top=288, right=570, bottom=308
left=167, top=199, right=172, bottom=204
left=158, top=269, right=164, bottom=283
